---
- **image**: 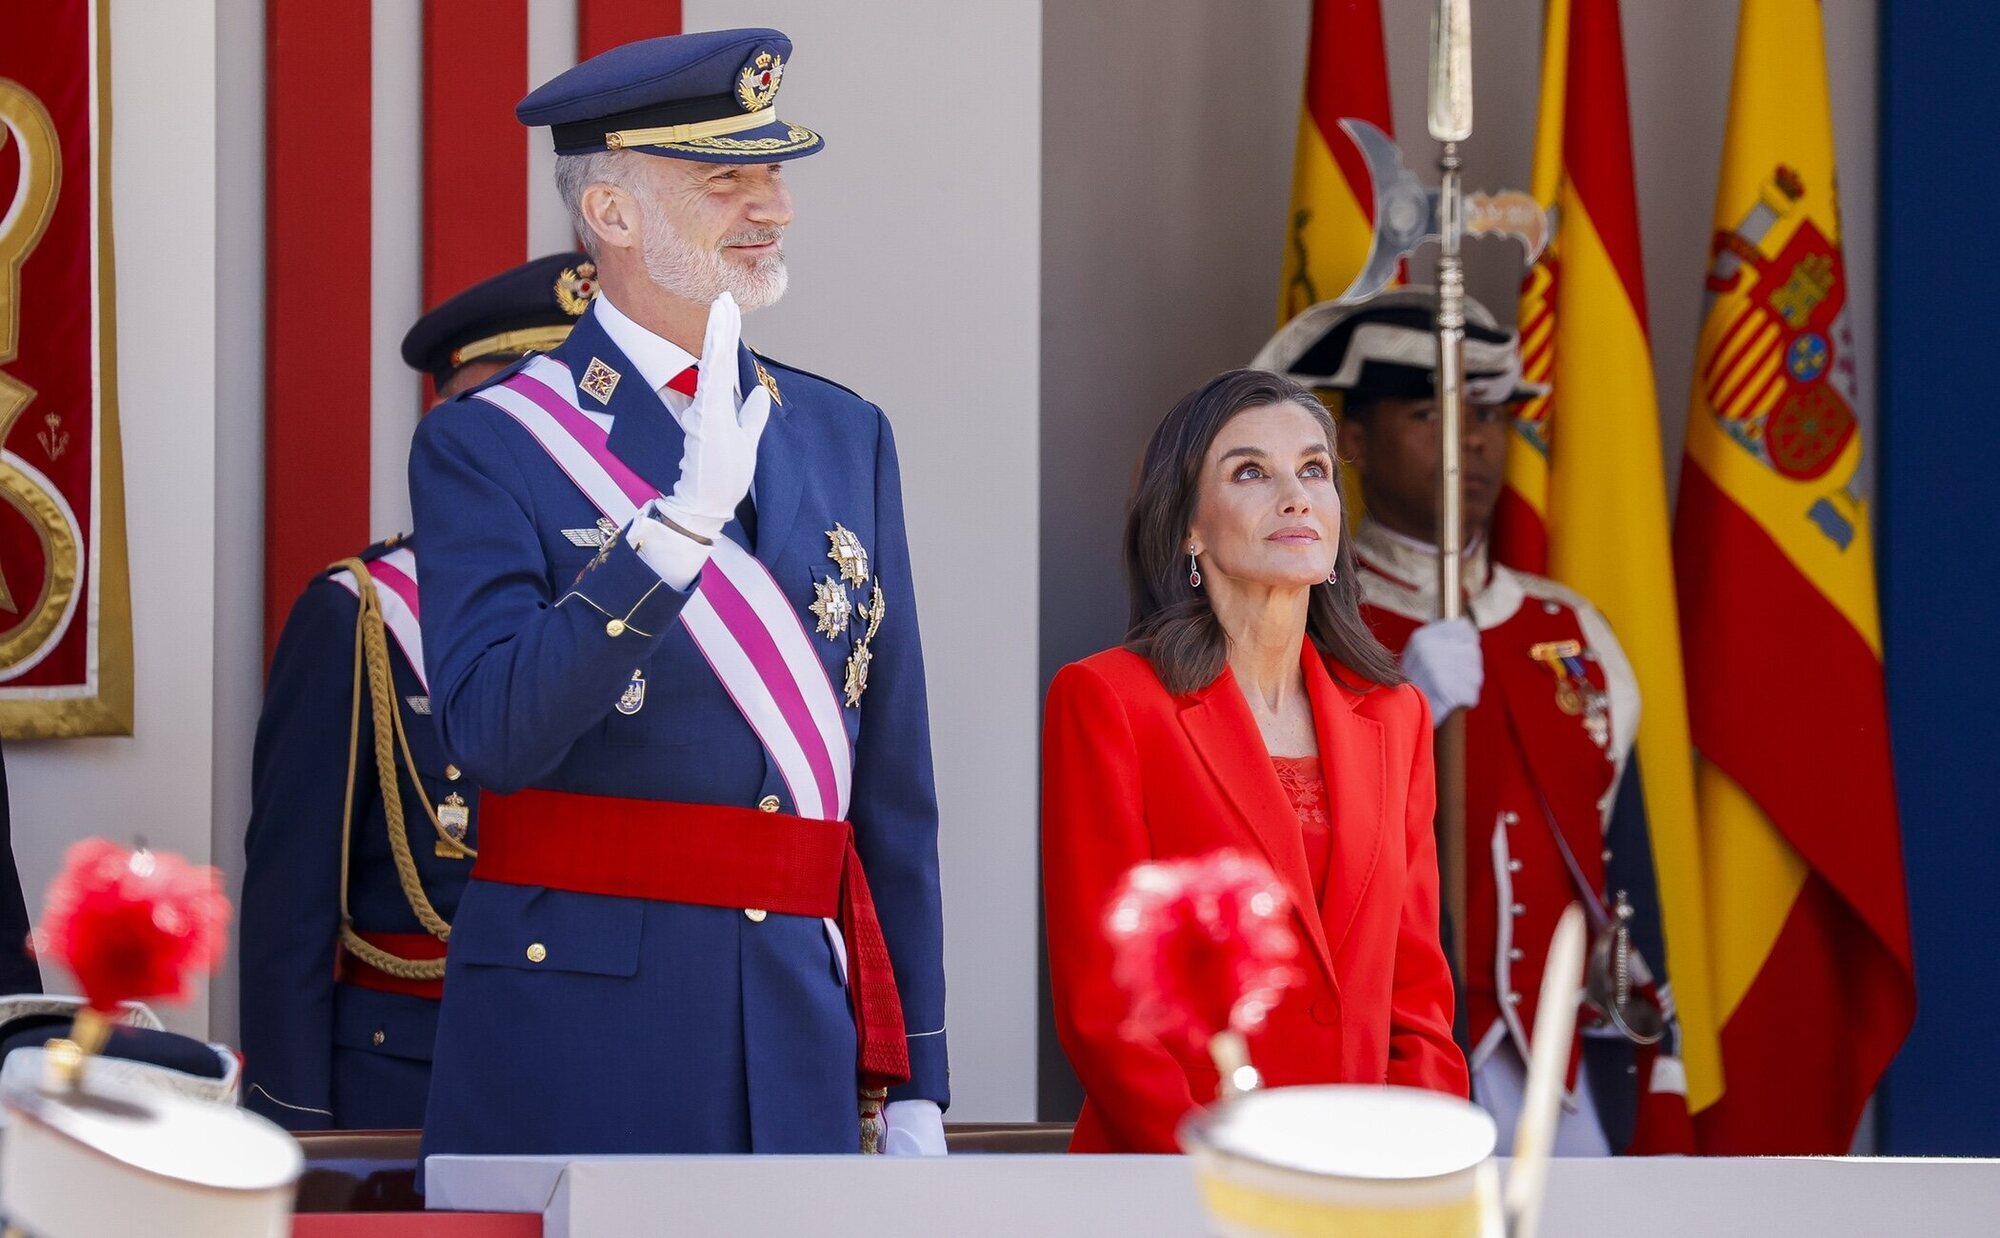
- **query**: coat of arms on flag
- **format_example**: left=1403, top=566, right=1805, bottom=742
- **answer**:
left=1699, top=165, right=1864, bottom=548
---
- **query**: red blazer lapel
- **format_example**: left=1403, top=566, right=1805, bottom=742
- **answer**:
left=1303, top=647, right=1388, bottom=960
left=1176, top=666, right=1338, bottom=990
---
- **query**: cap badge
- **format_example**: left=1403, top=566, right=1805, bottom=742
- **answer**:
left=736, top=51, right=784, bottom=112
left=555, top=262, right=599, bottom=316
left=579, top=356, right=621, bottom=404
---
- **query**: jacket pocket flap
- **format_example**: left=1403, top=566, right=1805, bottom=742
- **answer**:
left=452, top=884, right=642, bottom=978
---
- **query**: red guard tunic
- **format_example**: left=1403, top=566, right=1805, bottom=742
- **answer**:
left=1354, top=522, right=1691, bottom=1154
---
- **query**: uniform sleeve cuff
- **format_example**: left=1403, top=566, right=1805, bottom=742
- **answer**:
left=627, top=501, right=719, bottom=592
left=889, top=1027, right=949, bottom=1108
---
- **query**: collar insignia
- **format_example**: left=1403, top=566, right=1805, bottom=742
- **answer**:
left=579, top=356, right=621, bottom=404
left=754, top=359, right=783, bottom=406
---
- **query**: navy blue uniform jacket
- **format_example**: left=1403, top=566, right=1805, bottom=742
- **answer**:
left=241, top=539, right=474, bottom=1130
left=409, top=305, right=947, bottom=1157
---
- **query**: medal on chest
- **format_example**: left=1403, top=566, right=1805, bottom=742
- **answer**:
left=815, top=523, right=886, bottom=707
left=1528, top=639, right=1610, bottom=749
left=616, top=668, right=647, bottom=715
left=436, top=793, right=472, bottom=858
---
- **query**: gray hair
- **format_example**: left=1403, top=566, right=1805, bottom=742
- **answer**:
left=554, top=151, right=638, bottom=258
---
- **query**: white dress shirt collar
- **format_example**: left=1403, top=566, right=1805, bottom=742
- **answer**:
left=593, top=290, right=739, bottom=401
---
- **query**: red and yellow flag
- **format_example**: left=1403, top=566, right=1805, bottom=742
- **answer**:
left=1498, top=0, right=1723, bottom=1112
left=1675, top=0, right=1913, bottom=1153
left=1278, top=0, right=1392, bottom=324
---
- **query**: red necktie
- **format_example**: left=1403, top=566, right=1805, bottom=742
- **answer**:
left=664, top=364, right=698, bottom=397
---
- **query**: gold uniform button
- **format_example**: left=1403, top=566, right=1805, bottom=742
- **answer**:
left=605, top=618, right=628, bottom=637
left=744, top=908, right=768, bottom=923
left=371, top=1029, right=386, bottom=1046
left=445, top=764, right=462, bottom=782
left=526, top=942, right=548, bottom=963
left=757, top=795, right=781, bottom=813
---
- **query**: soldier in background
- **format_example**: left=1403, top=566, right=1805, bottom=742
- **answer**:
left=239, top=253, right=594, bottom=1130
left=1261, top=289, right=1692, bottom=1155
left=0, top=741, right=42, bottom=996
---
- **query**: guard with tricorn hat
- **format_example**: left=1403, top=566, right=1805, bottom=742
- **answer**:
left=1256, top=287, right=1694, bottom=1155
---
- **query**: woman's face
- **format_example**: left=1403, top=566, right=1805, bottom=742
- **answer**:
left=1186, top=401, right=1340, bottom=593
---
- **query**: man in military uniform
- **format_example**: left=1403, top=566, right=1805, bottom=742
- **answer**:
left=240, top=252, right=595, bottom=1130
left=409, top=28, right=947, bottom=1158
left=0, top=743, right=43, bottom=996
left=1259, top=289, right=1691, bottom=1155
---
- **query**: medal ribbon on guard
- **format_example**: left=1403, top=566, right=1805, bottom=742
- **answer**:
left=475, top=355, right=854, bottom=823
left=0, top=0, right=134, bottom=737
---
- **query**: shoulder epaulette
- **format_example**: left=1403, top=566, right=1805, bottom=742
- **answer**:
left=754, top=353, right=870, bottom=405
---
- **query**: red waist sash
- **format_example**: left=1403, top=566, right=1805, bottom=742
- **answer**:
left=473, top=787, right=911, bottom=1091
left=338, top=931, right=447, bottom=1001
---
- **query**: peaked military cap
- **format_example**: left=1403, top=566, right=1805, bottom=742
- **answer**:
left=1253, top=286, right=1548, bottom=406
left=400, top=252, right=597, bottom=385
left=517, top=28, right=823, bottom=163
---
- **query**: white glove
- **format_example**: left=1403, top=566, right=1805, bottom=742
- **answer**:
left=654, top=291, right=771, bottom=541
left=883, top=1099, right=947, bottom=1156
left=1403, top=617, right=1483, bottom=723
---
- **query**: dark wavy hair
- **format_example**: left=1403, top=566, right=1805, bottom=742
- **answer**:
left=1124, top=368, right=1404, bottom=696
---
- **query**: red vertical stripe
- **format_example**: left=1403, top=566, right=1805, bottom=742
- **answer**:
left=266, top=0, right=374, bottom=666
left=422, top=0, right=529, bottom=311
left=578, top=0, right=681, bottom=60
left=1301, top=0, right=1393, bottom=217
left=1563, top=0, right=1650, bottom=334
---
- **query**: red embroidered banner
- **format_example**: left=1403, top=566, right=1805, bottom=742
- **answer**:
left=0, top=0, right=132, bottom=737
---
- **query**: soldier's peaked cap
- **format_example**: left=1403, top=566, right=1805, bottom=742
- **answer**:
left=518, top=28, right=823, bottom=164
left=1252, top=287, right=1549, bottom=406
left=400, top=252, right=596, bottom=384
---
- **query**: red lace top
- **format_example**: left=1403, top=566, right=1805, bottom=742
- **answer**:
left=1272, top=754, right=1334, bottom=901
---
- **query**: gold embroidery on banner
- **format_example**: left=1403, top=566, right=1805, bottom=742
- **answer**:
left=0, top=0, right=135, bottom=737
left=0, top=79, right=79, bottom=677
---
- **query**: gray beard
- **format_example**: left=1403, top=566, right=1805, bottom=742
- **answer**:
left=640, top=207, right=789, bottom=311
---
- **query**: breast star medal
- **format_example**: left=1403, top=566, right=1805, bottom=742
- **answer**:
left=822, top=523, right=882, bottom=707
left=827, top=524, right=870, bottom=586
left=810, top=577, right=853, bottom=638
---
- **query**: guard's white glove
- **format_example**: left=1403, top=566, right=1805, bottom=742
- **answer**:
left=1403, top=617, right=1484, bottom=723
left=883, top=1099, right=947, bottom=1156
left=654, top=291, right=771, bottom=541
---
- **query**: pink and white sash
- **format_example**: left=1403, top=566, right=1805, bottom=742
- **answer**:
left=474, top=355, right=854, bottom=823
left=332, top=547, right=428, bottom=693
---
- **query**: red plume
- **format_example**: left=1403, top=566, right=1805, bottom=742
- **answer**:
left=1104, top=850, right=1303, bottom=1057
left=38, top=840, right=231, bottom=1013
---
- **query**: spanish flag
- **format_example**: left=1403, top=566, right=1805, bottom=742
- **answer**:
left=1277, top=0, right=1393, bottom=324
left=1676, top=0, right=1913, bottom=1153
left=1500, top=0, right=1724, bottom=1113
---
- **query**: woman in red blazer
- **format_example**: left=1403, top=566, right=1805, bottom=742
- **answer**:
left=1044, top=369, right=1468, bottom=1154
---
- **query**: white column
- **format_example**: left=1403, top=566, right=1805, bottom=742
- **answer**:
left=682, top=0, right=1044, bottom=1121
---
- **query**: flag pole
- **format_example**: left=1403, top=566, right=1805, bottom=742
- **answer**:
left=1429, top=0, right=1473, bottom=977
